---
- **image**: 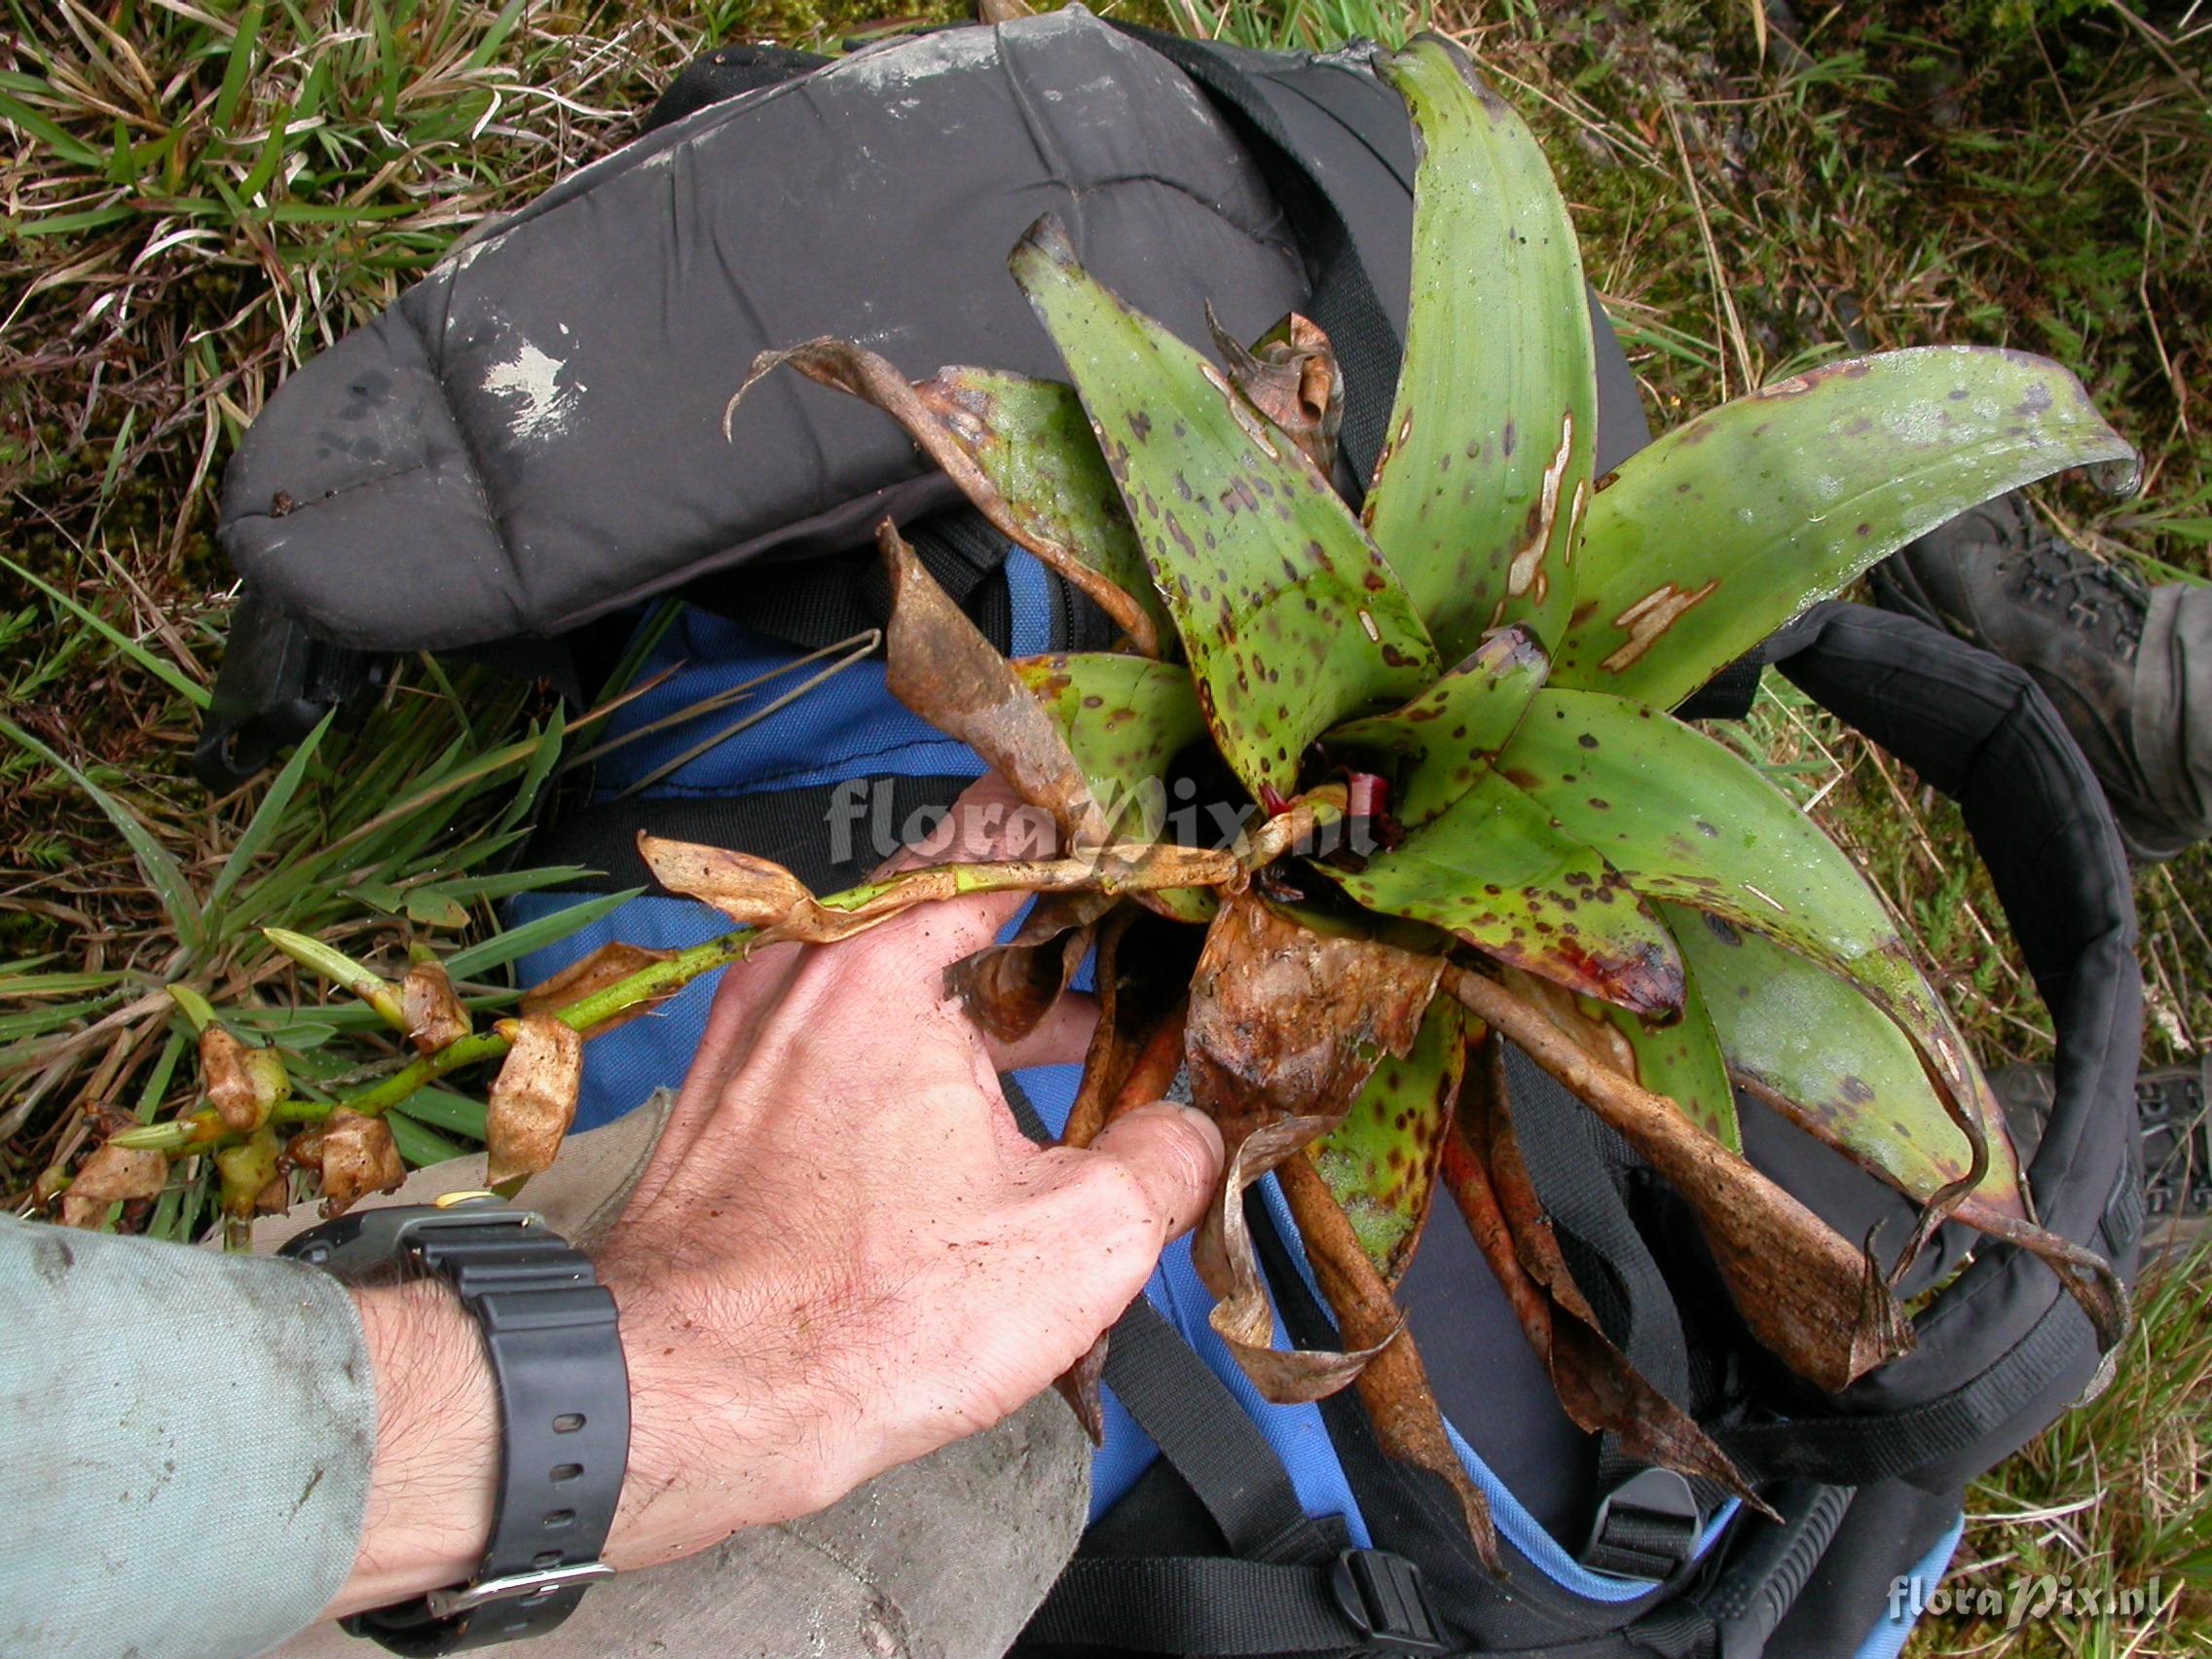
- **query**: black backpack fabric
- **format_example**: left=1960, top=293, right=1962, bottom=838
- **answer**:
left=203, top=18, right=2144, bottom=1656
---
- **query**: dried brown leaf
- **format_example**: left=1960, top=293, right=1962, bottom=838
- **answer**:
left=1203, top=1113, right=1398, bottom=1404
left=1052, top=1330, right=1110, bottom=1445
left=1186, top=892, right=1442, bottom=1154
left=1204, top=308, right=1345, bottom=477
left=58, top=1142, right=168, bottom=1229
left=638, top=836, right=818, bottom=928
left=522, top=941, right=680, bottom=1038
left=317, top=1111, right=405, bottom=1218
left=739, top=338, right=1159, bottom=654
left=1953, top=1197, right=2131, bottom=1354
left=1446, top=1039, right=1768, bottom=1514
left=1060, top=907, right=1141, bottom=1152
left=882, top=521, right=1112, bottom=852
left=1276, top=1152, right=1498, bottom=1569
left=1447, top=968, right=1912, bottom=1392
left=945, top=891, right=1110, bottom=1045
left=644, top=827, right=1235, bottom=952
left=487, top=1014, right=585, bottom=1185
left=202, top=1025, right=288, bottom=1134
left=401, top=962, right=471, bottom=1055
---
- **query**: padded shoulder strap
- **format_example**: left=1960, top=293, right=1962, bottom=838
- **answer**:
left=1112, top=27, right=1404, bottom=495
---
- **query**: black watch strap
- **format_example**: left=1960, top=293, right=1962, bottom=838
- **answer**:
left=283, top=1198, right=630, bottom=1653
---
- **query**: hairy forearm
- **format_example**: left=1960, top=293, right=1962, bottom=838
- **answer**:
left=326, top=1270, right=809, bottom=1621
left=326, top=1280, right=499, bottom=1620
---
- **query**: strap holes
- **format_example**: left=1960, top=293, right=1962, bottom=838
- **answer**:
left=553, top=1413, right=585, bottom=1433
left=551, top=1463, right=583, bottom=1483
left=544, top=1509, right=576, bottom=1530
left=535, top=1550, right=564, bottom=1569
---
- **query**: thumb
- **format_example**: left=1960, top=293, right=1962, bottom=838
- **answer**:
left=1087, top=1101, right=1226, bottom=1245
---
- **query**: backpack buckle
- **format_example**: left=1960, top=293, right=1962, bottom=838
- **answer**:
left=1584, top=1467, right=1701, bottom=1581
left=1328, top=1549, right=1446, bottom=1654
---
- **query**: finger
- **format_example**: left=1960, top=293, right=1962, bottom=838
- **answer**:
left=981, top=989, right=1098, bottom=1073
left=868, top=771, right=1057, bottom=880
left=628, top=939, right=805, bottom=1210
left=844, top=774, right=1069, bottom=999
left=1085, top=1100, right=1225, bottom=1245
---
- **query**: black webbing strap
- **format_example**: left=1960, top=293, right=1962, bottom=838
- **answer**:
left=1025, top=1554, right=1450, bottom=1657
left=1004, top=1083, right=1446, bottom=1655
left=1002, top=1081, right=1332, bottom=1568
left=1672, top=653, right=1766, bottom=723
left=1101, top=1303, right=1338, bottom=1565
left=1711, top=1302, right=2095, bottom=1486
left=1501, top=1048, right=1708, bottom=1577
left=1115, top=26, right=1403, bottom=495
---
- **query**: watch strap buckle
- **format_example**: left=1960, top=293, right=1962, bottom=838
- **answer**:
left=425, top=1562, right=616, bottom=1619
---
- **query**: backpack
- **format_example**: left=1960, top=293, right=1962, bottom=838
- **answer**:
left=201, top=17, right=2145, bottom=1656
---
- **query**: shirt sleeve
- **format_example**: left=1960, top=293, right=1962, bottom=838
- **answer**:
left=0, top=1214, right=376, bottom=1657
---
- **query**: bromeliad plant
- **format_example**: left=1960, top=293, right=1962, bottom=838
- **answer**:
left=93, top=34, right=2135, bottom=1564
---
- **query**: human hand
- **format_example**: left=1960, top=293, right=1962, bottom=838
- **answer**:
left=596, top=773, right=1223, bottom=1566
left=334, top=775, right=1222, bottom=1612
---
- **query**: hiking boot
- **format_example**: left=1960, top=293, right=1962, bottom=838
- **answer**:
left=1990, top=1057, right=2209, bottom=1256
left=2137, top=1058, right=2211, bottom=1257
left=1869, top=492, right=2170, bottom=860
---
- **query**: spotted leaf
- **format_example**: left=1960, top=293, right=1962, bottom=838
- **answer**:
left=1665, top=902, right=2125, bottom=1347
left=1665, top=903, right=2018, bottom=1210
left=1325, top=624, right=1550, bottom=827
left=1012, top=653, right=1207, bottom=842
left=1496, top=688, right=2001, bottom=1264
left=1553, top=349, right=2138, bottom=710
left=1308, top=994, right=1471, bottom=1286
left=920, top=367, right=1170, bottom=651
left=1011, top=214, right=1438, bottom=801
left=1318, top=768, right=1685, bottom=1017
left=882, top=522, right=1111, bottom=851
left=739, top=340, right=1161, bottom=654
left=1364, top=35, right=1597, bottom=661
left=1500, top=963, right=1739, bottom=1152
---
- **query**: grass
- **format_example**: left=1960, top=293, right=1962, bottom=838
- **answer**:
left=2, top=0, right=2206, bottom=1651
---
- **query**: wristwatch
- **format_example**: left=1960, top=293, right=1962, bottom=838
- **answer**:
left=281, top=1192, right=630, bottom=1654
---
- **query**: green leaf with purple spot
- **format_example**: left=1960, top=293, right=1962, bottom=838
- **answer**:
left=1494, top=686, right=2001, bottom=1239
left=1665, top=903, right=2023, bottom=1215
left=1316, top=767, right=1685, bottom=1016
left=1309, top=994, right=1470, bottom=1286
left=1365, top=35, right=1597, bottom=661
left=1013, top=652, right=1206, bottom=842
left=1011, top=213, right=1439, bottom=801
left=1325, top=623, right=1550, bottom=828
left=1501, top=964, right=1740, bottom=1154
left=1553, top=349, right=2139, bottom=710
left=925, top=369, right=1173, bottom=650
